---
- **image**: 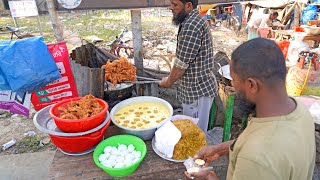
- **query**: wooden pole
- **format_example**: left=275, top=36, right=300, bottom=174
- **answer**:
left=46, top=0, right=64, bottom=42
left=131, top=10, right=144, bottom=76
left=293, top=3, right=300, bottom=27
left=281, top=2, right=297, bottom=24
left=131, top=9, right=144, bottom=96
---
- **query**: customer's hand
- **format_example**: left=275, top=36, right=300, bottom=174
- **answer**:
left=194, top=140, right=234, bottom=165
left=184, top=169, right=219, bottom=180
left=193, top=146, right=222, bottom=166
left=159, top=77, right=171, bottom=88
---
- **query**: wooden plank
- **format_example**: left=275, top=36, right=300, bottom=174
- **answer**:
left=73, top=63, right=82, bottom=96
left=80, top=65, right=89, bottom=96
left=55, top=0, right=257, bottom=10
left=88, top=68, right=104, bottom=98
left=48, top=126, right=228, bottom=179
left=81, top=45, right=88, bottom=67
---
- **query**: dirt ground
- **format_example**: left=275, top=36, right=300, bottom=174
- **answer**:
left=0, top=108, right=56, bottom=156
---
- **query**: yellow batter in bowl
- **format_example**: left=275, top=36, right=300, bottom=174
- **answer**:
left=114, top=102, right=170, bottom=129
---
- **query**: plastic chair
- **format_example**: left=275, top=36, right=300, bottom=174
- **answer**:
left=257, top=27, right=274, bottom=39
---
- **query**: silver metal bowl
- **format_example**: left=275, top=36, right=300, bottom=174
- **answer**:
left=110, top=96, right=173, bottom=140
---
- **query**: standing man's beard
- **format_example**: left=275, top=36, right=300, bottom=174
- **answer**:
left=235, top=91, right=256, bottom=118
left=172, top=9, right=188, bottom=26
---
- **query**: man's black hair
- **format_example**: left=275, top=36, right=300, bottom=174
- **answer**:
left=181, top=0, right=198, bottom=9
left=231, top=38, right=286, bottom=87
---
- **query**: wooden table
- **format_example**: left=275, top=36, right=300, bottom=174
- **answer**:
left=48, top=126, right=228, bottom=180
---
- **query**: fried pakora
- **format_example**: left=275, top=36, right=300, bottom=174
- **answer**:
left=58, top=94, right=103, bottom=119
left=101, top=57, right=136, bottom=85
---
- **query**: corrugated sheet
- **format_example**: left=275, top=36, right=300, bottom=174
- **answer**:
left=70, top=44, right=116, bottom=99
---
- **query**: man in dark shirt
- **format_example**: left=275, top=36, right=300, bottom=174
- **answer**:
left=159, top=0, right=217, bottom=132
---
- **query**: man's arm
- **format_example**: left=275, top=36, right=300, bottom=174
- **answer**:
left=159, top=66, right=185, bottom=88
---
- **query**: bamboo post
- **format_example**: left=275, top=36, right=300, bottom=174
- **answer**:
left=294, top=3, right=300, bottom=27
left=282, top=2, right=298, bottom=25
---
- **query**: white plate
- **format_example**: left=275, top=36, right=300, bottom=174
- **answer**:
left=57, top=0, right=82, bottom=9
left=151, top=137, right=186, bottom=163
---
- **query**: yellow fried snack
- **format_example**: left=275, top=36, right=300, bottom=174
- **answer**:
left=101, top=57, right=136, bottom=85
left=58, top=94, right=103, bottom=119
left=172, top=120, right=206, bottom=160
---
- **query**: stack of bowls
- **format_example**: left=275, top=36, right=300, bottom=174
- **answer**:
left=33, top=97, right=110, bottom=155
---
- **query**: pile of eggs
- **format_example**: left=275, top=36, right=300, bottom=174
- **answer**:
left=98, top=144, right=142, bottom=168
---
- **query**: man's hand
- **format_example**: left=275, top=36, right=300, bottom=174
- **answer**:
left=184, top=169, right=219, bottom=180
left=159, top=77, right=172, bottom=88
left=158, top=66, right=186, bottom=88
left=193, top=146, right=222, bottom=166
left=194, top=140, right=234, bottom=165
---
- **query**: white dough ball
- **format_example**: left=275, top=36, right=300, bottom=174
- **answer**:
left=133, top=158, right=140, bottom=163
left=119, top=150, right=128, bottom=157
left=109, top=159, right=116, bottom=167
left=104, top=152, right=110, bottom=159
left=102, top=160, right=112, bottom=168
left=114, top=162, right=125, bottom=168
left=127, top=144, right=135, bottom=152
left=98, top=154, right=108, bottom=162
left=116, top=156, right=125, bottom=163
left=109, top=155, right=117, bottom=161
left=134, top=151, right=141, bottom=158
left=124, top=159, right=133, bottom=166
left=111, top=148, right=120, bottom=155
left=125, top=153, right=135, bottom=160
left=118, top=144, right=127, bottom=151
left=104, top=146, right=112, bottom=153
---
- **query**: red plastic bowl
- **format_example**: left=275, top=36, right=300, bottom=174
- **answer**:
left=49, top=118, right=111, bottom=153
left=49, top=97, right=109, bottom=133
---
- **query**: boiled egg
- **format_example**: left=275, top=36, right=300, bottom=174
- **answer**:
left=195, top=159, right=205, bottom=166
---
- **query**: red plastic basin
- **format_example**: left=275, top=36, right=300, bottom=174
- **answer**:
left=49, top=97, right=109, bottom=133
left=49, top=118, right=111, bottom=153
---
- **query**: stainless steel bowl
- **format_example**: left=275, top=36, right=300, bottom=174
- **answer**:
left=110, top=96, right=173, bottom=140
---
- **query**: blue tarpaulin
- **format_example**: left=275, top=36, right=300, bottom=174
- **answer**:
left=0, top=36, right=61, bottom=92
left=301, top=5, right=319, bottom=24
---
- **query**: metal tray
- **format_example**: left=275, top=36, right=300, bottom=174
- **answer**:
left=151, top=137, right=186, bottom=163
left=33, top=104, right=110, bottom=137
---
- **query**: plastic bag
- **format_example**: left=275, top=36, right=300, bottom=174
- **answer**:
left=287, top=32, right=310, bottom=64
left=0, top=41, right=12, bottom=90
left=155, top=121, right=181, bottom=158
left=301, top=5, right=318, bottom=24
left=0, top=36, right=61, bottom=92
left=0, top=90, right=31, bottom=117
left=31, top=41, right=78, bottom=111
